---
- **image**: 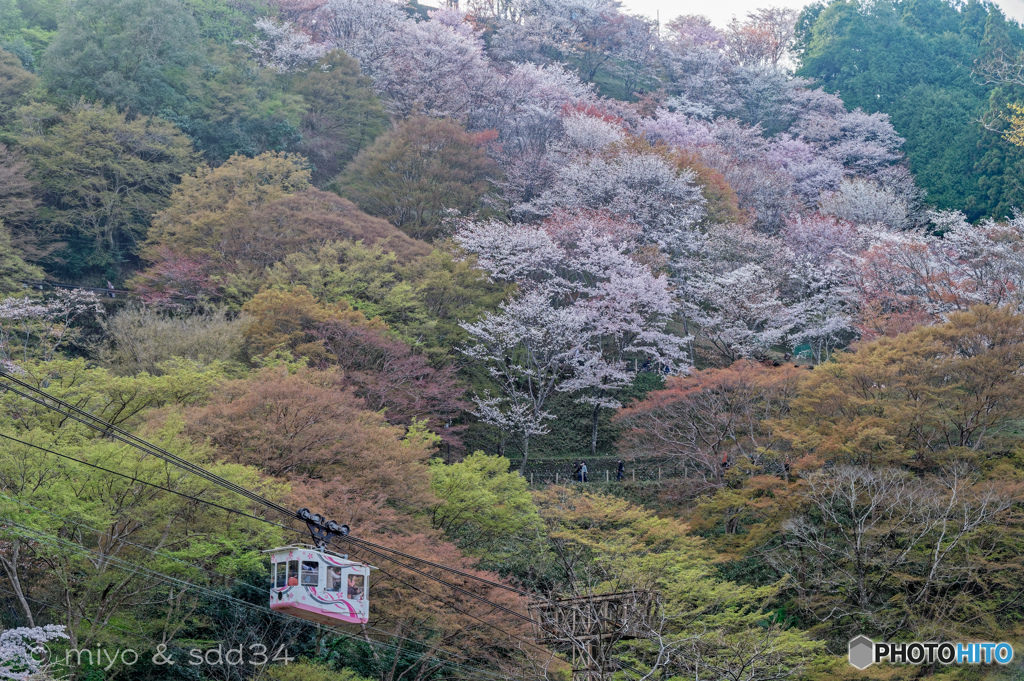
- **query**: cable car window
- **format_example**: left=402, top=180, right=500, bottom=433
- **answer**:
left=300, top=561, right=319, bottom=587
left=327, top=567, right=343, bottom=592
left=287, top=560, right=299, bottom=586
left=275, top=562, right=287, bottom=588
left=347, top=574, right=365, bottom=599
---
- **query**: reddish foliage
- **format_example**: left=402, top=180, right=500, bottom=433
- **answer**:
left=312, top=319, right=469, bottom=446
left=616, top=362, right=805, bottom=499
left=187, top=368, right=436, bottom=506
left=541, top=208, right=639, bottom=247
left=129, top=247, right=220, bottom=308
left=560, top=102, right=626, bottom=127
left=246, top=189, right=432, bottom=264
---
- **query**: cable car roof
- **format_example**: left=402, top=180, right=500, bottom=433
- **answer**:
left=265, top=545, right=378, bottom=569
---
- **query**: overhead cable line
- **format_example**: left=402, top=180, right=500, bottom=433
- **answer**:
left=0, top=371, right=295, bottom=519
left=0, top=372, right=553, bottom=642
left=333, top=537, right=535, bottom=625
left=2, top=479, right=552, bottom=670
left=1, top=372, right=544, bottom=602
left=0, top=432, right=297, bottom=534
left=2, top=520, right=510, bottom=681
left=339, top=541, right=556, bottom=661
left=1, top=493, right=525, bottom=679
left=0, top=585, right=165, bottom=649
left=0, top=429, right=539, bottom=623
left=344, top=535, right=543, bottom=600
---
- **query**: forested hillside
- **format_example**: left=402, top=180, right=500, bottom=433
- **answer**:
left=796, top=0, right=1024, bottom=220
left=3, top=0, right=1024, bottom=679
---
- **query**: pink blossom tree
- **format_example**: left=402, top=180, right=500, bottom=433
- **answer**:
left=375, top=10, right=495, bottom=121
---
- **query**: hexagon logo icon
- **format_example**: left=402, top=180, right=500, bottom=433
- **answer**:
left=849, top=635, right=874, bottom=669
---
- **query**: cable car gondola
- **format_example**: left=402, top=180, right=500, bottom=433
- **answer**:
left=267, top=508, right=373, bottom=626
left=267, top=545, right=371, bottom=625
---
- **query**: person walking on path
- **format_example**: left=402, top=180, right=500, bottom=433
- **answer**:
left=616, top=459, right=625, bottom=481
left=580, top=461, right=589, bottom=482
left=572, top=461, right=581, bottom=483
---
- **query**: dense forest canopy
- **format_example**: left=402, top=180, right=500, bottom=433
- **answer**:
left=4, top=0, right=1024, bottom=679
left=795, top=0, right=1024, bottom=220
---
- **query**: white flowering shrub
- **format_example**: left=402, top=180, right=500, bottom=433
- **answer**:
left=0, top=626, right=68, bottom=681
left=0, top=290, right=101, bottom=364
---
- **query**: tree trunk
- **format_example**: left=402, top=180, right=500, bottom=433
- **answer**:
left=590, top=403, right=600, bottom=458
left=518, top=434, right=530, bottom=475
left=0, top=541, right=34, bottom=626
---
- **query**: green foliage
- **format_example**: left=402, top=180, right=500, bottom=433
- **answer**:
left=135, top=151, right=310, bottom=304
left=264, top=662, right=372, bottom=681
left=0, top=410, right=285, bottom=646
left=533, top=487, right=826, bottom=678
left=142, top=150, right=310, bottom=263
left=97, top=305, right=247, bottom=376
left=429, top=451, right=542, bottom=554
left=41, top=0, right=202, bottom=116
left=3, top=358, right=225, bottom=429
left=334, top=117, right=503, bottom=240
left=401, top=248, right=512, bottom=357
left=0, top=0, right=59, bottom=69
left=10, top=0, right=60, bottom=32
left=180, top=0, right=274, bottom=42
left=267, top=243, right=508, bottom=360
left=0, top=220, right=43, bottom=292
left=796, top=0, right=1024, bottom=219
left=291, top=50, right=389, bottom=187
left=268, top=240, right=430, bottom=333
left=240, top=285, right=375, bottom=360
left=19, top=101, right=198, bottom=281
left=0, top=47, right=36, bottom=132
left=168, top=45, right=305, bottom=164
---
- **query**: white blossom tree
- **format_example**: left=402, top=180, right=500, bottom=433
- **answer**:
left=679, top=225, right=796, bottom=361
left=520, top=113, right=706, bottom=256
left=238, top=18, right=328, bottom=72
left=0, top=290, right=102, bottom=365
left=375, top=10, right=495, bottom=121
left=819, top=177, right=911, bottom=230
left=0, top=626, right=68, bottom=681
left=461, top=290, right=594, bottom=472
left=458, top=212, right=689, bottom=458
left=781, top=213, right=862, bottom=362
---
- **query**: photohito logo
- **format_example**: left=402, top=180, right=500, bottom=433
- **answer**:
left=849, top=636, right=1014, bottom=669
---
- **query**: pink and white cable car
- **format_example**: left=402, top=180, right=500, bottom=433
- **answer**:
left=268, top=545, right=372, bottom=625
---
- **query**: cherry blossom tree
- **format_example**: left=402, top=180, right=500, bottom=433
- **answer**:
left=791, top=106, right=905, bottom=177
left=461, top=290, right=593, bottom=472
left=0, top=290, right=102, bottom=364
left=294, top=0, right=407, bottom=79
left=786, top=260, right=857, bottom=363
left=457, top=212, right=689, bottom=459
left=480, top=63, right=596, bottom=205
left=724, top=8, right=798, bottom=69
left=847, top=212, right=1024, bottom=336
left=375, top=10, right=495, bottom=121
left=778, top=213, right=861, bottom=361
left=238, top=18, right=327, bottom=72
left=679, top=225, right=796, bottom=362
left=0, top=626, right=68, bottom=681
left=520, top=114, right=706, bottom=255
left=819, top=177, right=911, bottom=230
left=766, top=134, right=843, bottom=206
